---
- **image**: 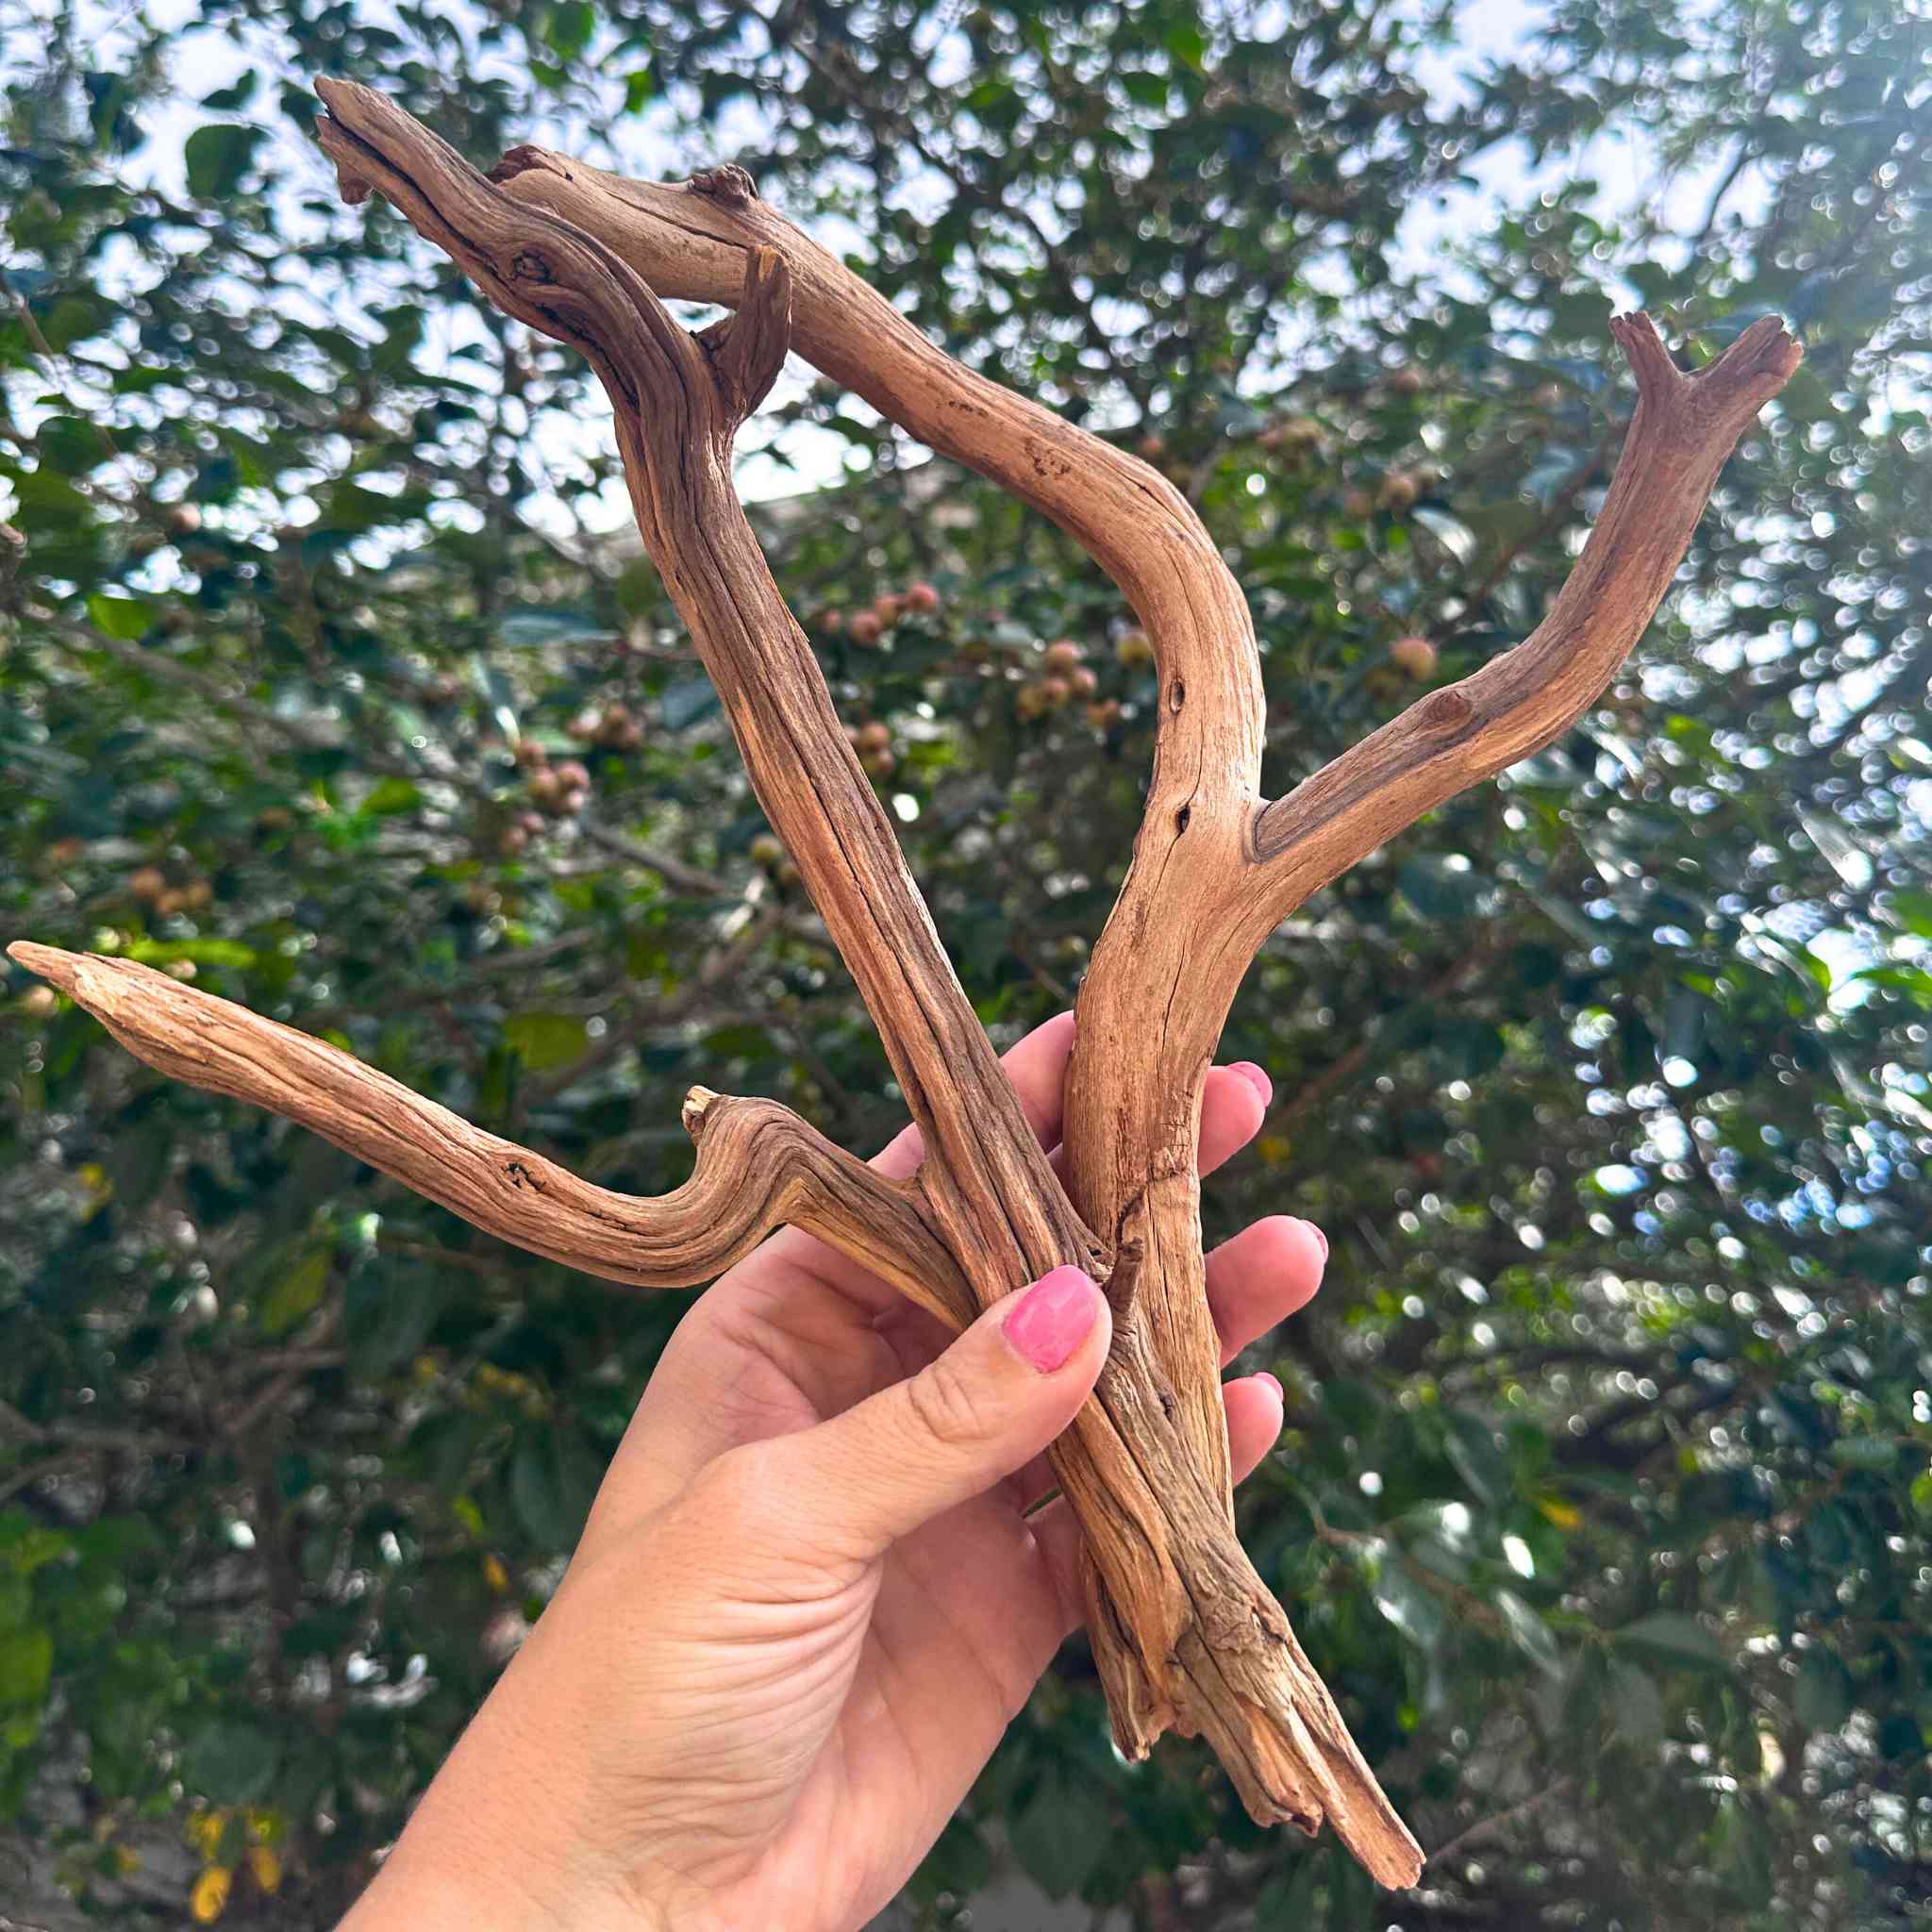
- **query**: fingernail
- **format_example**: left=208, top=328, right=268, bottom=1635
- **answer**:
left=1229, top=1061, right=1273, bottom=1108
left=1255, top=1372, right=1284, bottom=1404
left=1003, top=1267, right=1101, bottom=1374
left=1296, top=1217, right=1327, bottom=1262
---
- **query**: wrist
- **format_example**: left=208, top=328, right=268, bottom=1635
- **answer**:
left=341, top=1782, right=669, bottom=1932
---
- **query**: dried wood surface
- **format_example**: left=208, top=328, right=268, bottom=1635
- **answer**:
left=8, top=75, right=1803, bottom=1890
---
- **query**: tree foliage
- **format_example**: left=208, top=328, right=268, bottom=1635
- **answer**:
left=1, top=1, right=1929, bottom=1924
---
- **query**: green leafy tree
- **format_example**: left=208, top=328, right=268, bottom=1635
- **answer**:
left=2, top=1, right=1928, bottom=1924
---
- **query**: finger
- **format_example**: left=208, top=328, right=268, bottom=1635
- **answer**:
left=1197, top=1060, right=1271, bottom=1177
left=745, top=1268, right=1109, bottom=1567
left=1205, top=1215, right=1326, bottom=1366
left=1027, top=1372, right=1286, bottom=1629
left=870, top=1009, right=1078, bottom=1179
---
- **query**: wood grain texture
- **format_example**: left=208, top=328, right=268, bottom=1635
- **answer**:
left=7, top=77, right=1803, bottom=1891
left=5, top=944, right=971, bottom=1325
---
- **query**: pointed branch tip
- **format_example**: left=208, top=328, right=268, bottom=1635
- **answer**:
left=8, top=941, right=82, bottom=998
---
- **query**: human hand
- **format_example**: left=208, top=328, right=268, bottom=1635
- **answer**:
left=343, top=1014, right=1327, bottom=1932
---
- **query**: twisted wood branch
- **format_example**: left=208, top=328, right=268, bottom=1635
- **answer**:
left=8, top=77, right=1804, bottom=1890
left=6, top=946, right=970, bottom=1324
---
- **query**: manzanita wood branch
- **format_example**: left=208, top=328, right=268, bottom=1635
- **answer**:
left=7, top=75, right=1805, bottom=1890
left=3, top=945, right=974, bottom=1325
left=476, top=131, right=1803, bottom=1773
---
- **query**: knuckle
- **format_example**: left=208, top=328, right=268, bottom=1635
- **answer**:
left=903, top=1355, right=995, bottom=1451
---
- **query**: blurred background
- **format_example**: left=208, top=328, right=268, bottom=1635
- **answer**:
left=1, top=0, right=1928, bottom=1924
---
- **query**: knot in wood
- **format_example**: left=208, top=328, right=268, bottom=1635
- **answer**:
left=690, top=163, right=758, bottom=205
left=1419, top=686, right=1474, bottom=732
left=510, top=248, right=553, bottom=283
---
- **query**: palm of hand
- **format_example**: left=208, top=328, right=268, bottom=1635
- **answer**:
left=377, top=1018, right=1325, bottom=1932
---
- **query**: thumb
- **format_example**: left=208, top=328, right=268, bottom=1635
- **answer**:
left=773, top=1267, right=1110, bottom=1561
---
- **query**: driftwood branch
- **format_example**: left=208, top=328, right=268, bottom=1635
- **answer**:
left=8, top=75, right=1804, bottom=1892
left=5, top=946, right=972, bottom=1326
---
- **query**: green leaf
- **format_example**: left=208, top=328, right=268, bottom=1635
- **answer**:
left=362, top=776, right=423, bottom=815
left=1495, top=1588, right=1561, bottom=1675
left=0, top=1628, right=51, bottom=1705
left=544, top=0, right=596, bottom=57
left=182, top=1717, right=281, bottom=1804
left=1614, top=1612, right=1728, bottom=1673
left=1371, top=1560, right=1444, bottom=1652
left=1608, top=1657, right=1665, bottom=1747
left=1792, top=1648, right=1853, bottom=1731
left=1008, top=1774, right=1112, bottom=1898
left=184, top=124, right=265, bottom=200
left=259, top=1247, right=330, bottom=1339
left=509, top=1437, right=561, bottom=1545
left=501, top=1010, right=589, bottom=1073
left=86, top=592, right=152, bottom=640
left=1398, top=853, right=1490, bottom=922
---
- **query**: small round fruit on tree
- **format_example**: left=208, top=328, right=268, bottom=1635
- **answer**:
left=818, top=607, right=845, bottom=633
left=1038, top=675, right=1073, bottom=709
left=1069, top=665, right=1100, bottom=698
left=183, top=879, right=214, bottom=910
left=848, top=609, right=884, bottom=647
left=860, top=745, right=896, bottom=779
left=553, top=759, right=591, bottom=794
left=749, top=833, right=786, bottom=869
left=513, top=738, right=549, bottom=769
left=128, top=866, right=167, bottom=903
left=518, top=810, right=546, bottom=836
left=1376, top=468, right=1421, bottom=513
left=855, top=721, right=892, bottom=757
left=905, top=580, right=940, bottom=614
left=1042, top=638, right=1084, bottom=674
left=1341, top=487, right=1374, bottom=520
left=165, top=502, right=202, bottom=537
left=526, top=767, right=565, bottom=808
left=775, top=858, right=802, bottom=889
left=1388, top=364, right=1426, bottom=395
left=1136, top=433, right=1165, bottom=460
left=874, top=592, right=906, bottom=627
left=20, top=985, right=58, bottom=1020
left=155, top=888, right=188, bottom=917
left=1115, top=626, right=1155, bottom=668
left=498, top=824, right=530, bottom=858
left=597, top=703, right=640, bottom=749
left=1015, top=682, right=1049, bottom=722
left=559, top=786, right=590, bottom=816
left=1390, top=635, right=1440, bottom=680
left=568, top=708, right=603, bottom=742
left=1086, top=698, right=1123, bottom=731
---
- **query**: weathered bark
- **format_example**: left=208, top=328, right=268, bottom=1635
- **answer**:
left=8, top=77, right=1803, bottom=1890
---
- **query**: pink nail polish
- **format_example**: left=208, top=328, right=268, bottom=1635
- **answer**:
left=1255, top=1372, right=1284, bottom=1403
left=1003, top=1267, right=1100, bottom=1374
left=1229, top=1060, right=1273, bottom=1108
left=1298, top=1217, right=1327, bottom=1262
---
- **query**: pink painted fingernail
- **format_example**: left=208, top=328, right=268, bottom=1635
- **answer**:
left=1296, top=1217, right=1327, bottom=1262
left=1003, top=1267, right=1101, bottom=1374
left=1229, top=1060, right=1273, bottom=1107
left=1255, top=1371, right=1283, bottom=1404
